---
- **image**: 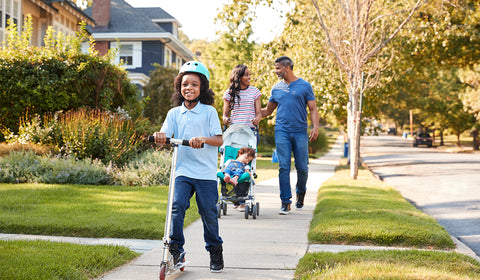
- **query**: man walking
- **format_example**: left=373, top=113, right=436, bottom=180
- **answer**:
left=261, top=56, right=319, bottom=215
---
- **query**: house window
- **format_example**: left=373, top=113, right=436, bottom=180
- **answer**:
left=175, top=56, right=182, bottom=69
left=111, top=41, right=142, bottom=69
left=0, top=0, right=21, bottom=42
left=164, top=47, right=172, bottom=67
left=119, top=44, right=133, bottom=65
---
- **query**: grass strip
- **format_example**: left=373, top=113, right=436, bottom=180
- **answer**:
left=309, top=166, right=455, bottom=249
left=295, top=249, right=480, bottom=279
left=0, top=240, right=139, bottom=280
left=0, top=183, right=199, bottom=239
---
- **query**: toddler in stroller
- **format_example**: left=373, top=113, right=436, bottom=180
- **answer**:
left=221, top=147, right=255, bottom=186
left=217, top=124, right=260, bottom=219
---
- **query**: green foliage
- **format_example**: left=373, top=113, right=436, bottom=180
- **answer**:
left=0, top=148, right=172, bottom=186
left=0, top=240, right=139, bottom=280
left=203, top=0, right=258, bottom=113
left=0, top=16, right=139, bottom=140
left=143, top=64, right=177, bottom=125
left=376, top=0, right=480, bottom=136
left=113, top=149, right=172, bottom=187
left=0, top=150, right=114, bottom=185
left=5, top=109, right=141, bottom=166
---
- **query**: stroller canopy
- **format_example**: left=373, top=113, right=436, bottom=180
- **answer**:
left=222, top=124, right=256, bottom=149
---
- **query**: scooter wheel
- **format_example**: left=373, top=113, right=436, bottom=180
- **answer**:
left=159, top=263, right=166, bottom=280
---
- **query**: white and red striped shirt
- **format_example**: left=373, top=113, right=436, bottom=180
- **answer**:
left=223, top=86, right=262, bottom=128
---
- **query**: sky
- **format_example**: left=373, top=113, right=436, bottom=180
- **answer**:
left=124, top=0, right=291, bottom=43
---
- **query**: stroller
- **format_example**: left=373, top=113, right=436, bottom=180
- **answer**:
left=217, top=124, right=260, bottom=219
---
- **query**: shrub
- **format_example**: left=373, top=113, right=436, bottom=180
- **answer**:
left=5, top=109, right=141, bottom=167
left=0, top=16, right=139, bottom=140
left=0, top=151, right=114, bottom=185
left=113, top=149, right=172, bottom=186
left=0, top=149, right=172, bottom=186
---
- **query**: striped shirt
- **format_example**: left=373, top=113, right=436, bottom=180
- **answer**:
left=223, top=86, right=262, bottom=128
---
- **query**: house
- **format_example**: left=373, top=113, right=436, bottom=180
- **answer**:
left=84, top=0, right=195, bottom=89
left=0, top=0, right=94, bottom=47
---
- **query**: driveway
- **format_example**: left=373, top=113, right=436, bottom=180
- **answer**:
left=360, top=135, right=480, bottom=256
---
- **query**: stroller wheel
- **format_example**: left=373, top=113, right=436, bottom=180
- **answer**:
left=222, top=202, right=227, bottom=216
left=252, top=204, right=257, bottom=219
left=256, top=202, right=260, bottom=216
left=244, top=205, right=249, bottom=219
left=217, top=204, right=221, bottom=218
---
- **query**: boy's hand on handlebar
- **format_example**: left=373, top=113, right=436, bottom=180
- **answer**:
left=189, top=137, right=205, bottom=149
left=153, top=132, right=166, bottom=146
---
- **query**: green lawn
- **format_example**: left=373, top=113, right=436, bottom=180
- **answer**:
left=0, top=240, right=139, bottom=280
left=295, top=162, right=480, bottom=279
left=296, top=250, right=480, bottom=280
left=0, top=183, right=199, bottom=239
left=309, top=167, right=454, bottom=249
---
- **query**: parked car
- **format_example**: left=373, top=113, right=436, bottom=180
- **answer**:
left=413, top=132, right=433, bottom=147
left=387, top=128, right=397, bottom=135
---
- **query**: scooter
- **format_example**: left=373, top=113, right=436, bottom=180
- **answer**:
left=148, top=136, right=200, bottom=280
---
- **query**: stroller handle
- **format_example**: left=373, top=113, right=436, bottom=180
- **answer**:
left=148, top=136, right=204, bottom=148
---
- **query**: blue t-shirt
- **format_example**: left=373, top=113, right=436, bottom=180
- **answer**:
left=161, top=102, right=222, bottom=181
left=269, top=78, right=315, bottom=133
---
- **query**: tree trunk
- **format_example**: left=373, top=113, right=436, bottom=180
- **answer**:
left=440, top=130, right=444, bottom=146
left=349, top=85, right=361, bottom=180
left=473, top=129, right=479, bottom=151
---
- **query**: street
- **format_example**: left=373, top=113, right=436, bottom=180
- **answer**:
left=360, top=135, right=480, bottom=256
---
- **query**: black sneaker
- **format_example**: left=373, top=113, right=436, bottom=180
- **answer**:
left=278, top=202, right=291, bottom=215
left=296, top=192, right=306, bottom=210
left=209, top=245, right=224, bottom=273
left=169, top=243, right=186, bottom=268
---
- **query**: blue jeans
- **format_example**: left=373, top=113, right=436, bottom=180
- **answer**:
left=170, top=176, right=223, bottom=252
left=275, top=130, right=309, bottom=204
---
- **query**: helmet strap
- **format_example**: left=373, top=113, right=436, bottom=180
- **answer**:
left=185, top=96, right=200, bottom=107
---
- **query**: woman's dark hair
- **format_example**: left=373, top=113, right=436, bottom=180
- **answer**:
left=171, top=72, right=215, bottom=106
left=227, top=64, right=248, bottom=112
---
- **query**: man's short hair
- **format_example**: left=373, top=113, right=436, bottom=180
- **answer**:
left=275, top=56, right=294, bottom=70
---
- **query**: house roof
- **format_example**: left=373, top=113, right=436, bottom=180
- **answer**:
left=84, top=0, right=179, bottom=33
left=84, top=0, right=193, bottom=61
left=42, top=0, right=95, bottom=25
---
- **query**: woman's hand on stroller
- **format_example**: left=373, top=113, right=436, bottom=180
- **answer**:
left=153, top=132, right=167, bottom=146
left=222, top=116, right=230, bottom=126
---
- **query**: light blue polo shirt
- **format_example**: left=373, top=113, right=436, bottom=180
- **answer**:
left=161, top=102, right=222, bottom=181
left=269, top=78, right=315, bottom=133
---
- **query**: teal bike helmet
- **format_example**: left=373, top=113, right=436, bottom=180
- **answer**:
left=179, top=61, right=210, bottom=81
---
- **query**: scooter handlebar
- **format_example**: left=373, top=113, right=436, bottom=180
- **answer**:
left=148, top=136, right=203, bottom=148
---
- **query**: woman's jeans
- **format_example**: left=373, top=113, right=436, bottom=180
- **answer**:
left=275, top=130, right=309, bottom=204
left=170, top=176, right=222, bottom=252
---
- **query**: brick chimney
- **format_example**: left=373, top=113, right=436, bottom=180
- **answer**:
left=92, top=0, right=111, bottom=27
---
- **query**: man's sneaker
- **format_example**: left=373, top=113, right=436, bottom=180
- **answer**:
left=169, top=243, right=186, bottom=268
left=209, top=245, right=224, bottom=273
left=296, top=192, right=306, bottom=210
left=278, top=202, right=291, bottom=215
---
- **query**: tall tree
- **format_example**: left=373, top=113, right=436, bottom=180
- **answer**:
left=206, top=0, right=257, bottom=107
left=310, top=0, right=424, bottom=179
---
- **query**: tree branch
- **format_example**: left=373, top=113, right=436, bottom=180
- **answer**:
left=364, top=0, right=426, bottom=62
left=311, top=0, right=347, bottom=72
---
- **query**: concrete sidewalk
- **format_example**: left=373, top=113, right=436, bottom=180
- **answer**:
left=91, top=138, right=343, bottom=280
